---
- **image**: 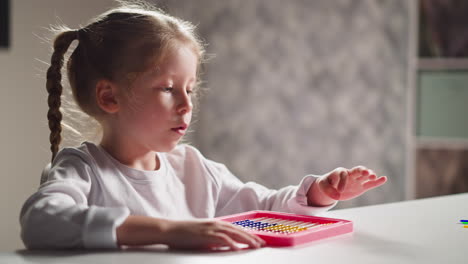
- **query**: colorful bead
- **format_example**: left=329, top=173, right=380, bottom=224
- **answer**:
left=230, top=217, right=337, bottom=234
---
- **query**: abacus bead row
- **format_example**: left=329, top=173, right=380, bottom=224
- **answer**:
left=231, top=217, right=332, bottom=234
left=232, top=219, right=278, bottom=230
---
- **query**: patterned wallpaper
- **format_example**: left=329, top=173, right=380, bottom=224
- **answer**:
left=159, top=0, right=410, bottom=208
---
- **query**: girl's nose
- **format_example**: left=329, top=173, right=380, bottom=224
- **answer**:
left=177, top=93, right=193, bottom=115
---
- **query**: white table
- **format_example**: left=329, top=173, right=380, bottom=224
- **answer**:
left=2, top=193, right=467, bottom=264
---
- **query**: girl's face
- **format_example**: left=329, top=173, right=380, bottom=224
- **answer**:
left=116, top=45, right=198, bottom=153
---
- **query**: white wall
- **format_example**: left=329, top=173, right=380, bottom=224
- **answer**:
left=0, top=0, right=115, bottom=251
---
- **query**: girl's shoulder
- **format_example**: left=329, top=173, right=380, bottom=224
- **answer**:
left=41, top=142, right=100, bottom=185
left=53, top=141, right=99, bottom=166
left=47, top=141, right=106, bottom=177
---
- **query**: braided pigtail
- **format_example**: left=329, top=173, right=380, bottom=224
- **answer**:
left=45, top=30, right=78, bottom=162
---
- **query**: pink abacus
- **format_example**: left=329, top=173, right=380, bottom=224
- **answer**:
left=217, top=210, right=353, bottom=247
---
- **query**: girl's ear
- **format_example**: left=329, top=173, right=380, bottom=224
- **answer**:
left=96, top=79, right=120, bottom=114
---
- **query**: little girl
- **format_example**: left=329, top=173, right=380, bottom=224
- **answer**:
left=20, top=1, right=387, bottom=251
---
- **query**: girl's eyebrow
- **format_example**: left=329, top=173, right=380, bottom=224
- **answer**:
left=165, top=73, right=197, bottom=84
left=149, top=75, right=197, bottom=88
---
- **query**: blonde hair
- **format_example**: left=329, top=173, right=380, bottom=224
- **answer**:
left=45, top=1, right=206, bottom=162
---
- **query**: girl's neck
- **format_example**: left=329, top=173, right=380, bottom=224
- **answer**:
left=99, top=137, right=160, bottom=171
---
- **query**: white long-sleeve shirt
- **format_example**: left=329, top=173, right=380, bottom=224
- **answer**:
left=20, top=142, right=336, bottom=249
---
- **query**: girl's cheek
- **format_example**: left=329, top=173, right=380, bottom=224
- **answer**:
left=158, top=97, right=175, bottom=109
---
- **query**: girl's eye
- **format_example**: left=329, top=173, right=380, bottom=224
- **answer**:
left=161, top=87, right=173, bottom=93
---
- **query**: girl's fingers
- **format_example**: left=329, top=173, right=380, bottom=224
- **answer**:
left=222, top=226, right=263, bottom=249
left=337, top=171, right=348, bottom=192
left=362, top=176, right=387, bottom=190
left=356, top=168, right=377, bottom=182
left=227, top=222, right=265, bottom=245
left=350, top=166, right=367, bottom=179
left=323, top=168, right=347, bottom=195
left=368, top=169, right=377, bottom=179
left=327, top=172, right=340, bottom=188
left=211, top=233, right=241, bottom=251
left=356, top=173, right=375, bottom=182
left=355, top=174, right=368, bottom=182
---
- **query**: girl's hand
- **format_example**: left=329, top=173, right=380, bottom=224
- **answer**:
left=307, top=166, right=387, bottom=206
left=162, top=219, right=266, bottom=251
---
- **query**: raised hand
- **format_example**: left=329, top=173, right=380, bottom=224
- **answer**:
left=307, top=166, right=387, bottom=206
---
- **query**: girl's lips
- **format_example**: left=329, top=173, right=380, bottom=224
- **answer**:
left=171, top=125, right=188, bottom=135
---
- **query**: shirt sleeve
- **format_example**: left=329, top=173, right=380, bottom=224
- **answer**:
left=19, top=150, right=129, bottom=249
left=203, top=159, right=337, bottom=217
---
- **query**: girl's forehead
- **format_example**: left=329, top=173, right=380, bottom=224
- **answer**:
left=146, top=46, right=198, bottom=80
left=144, top=65, right=190, bottom=81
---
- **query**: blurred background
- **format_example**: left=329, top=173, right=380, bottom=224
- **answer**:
left=0, top=0, right=467, bottom=251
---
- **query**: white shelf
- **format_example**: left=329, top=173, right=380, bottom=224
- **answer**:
left=418, top=58, right=468, bottom=70
left=416, top=136, right=468, bottom=149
